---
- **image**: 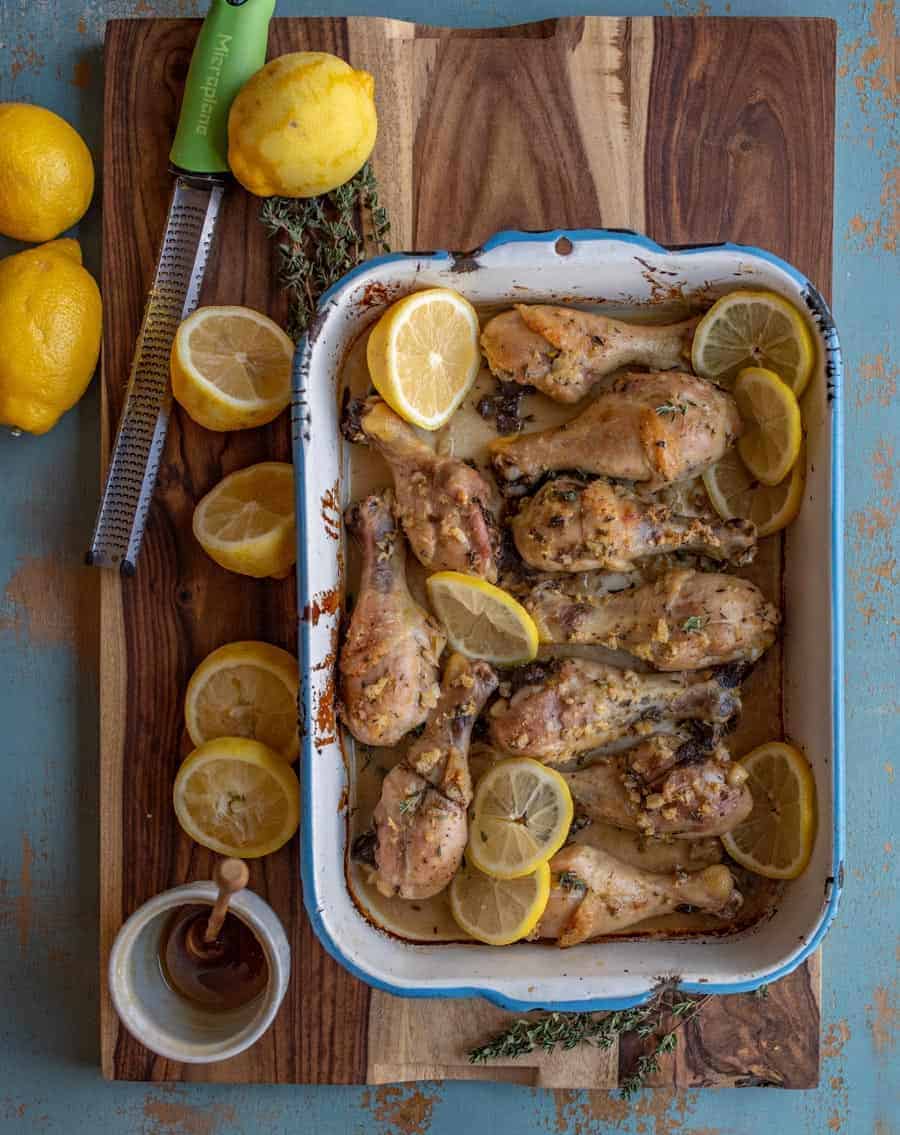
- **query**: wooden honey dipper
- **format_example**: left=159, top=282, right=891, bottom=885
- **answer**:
left=185, top=858, right=250, bottom=958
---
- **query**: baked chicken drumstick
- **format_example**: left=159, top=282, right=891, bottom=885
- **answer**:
left=491, top=370, right=741, bottom=489
left=481, top=305, right=699, bottom=403
left=370, top=654, right=498, bottom=900
left=343, top=397, right=499, bottom=580
left=338, top=492, right=446, bottom=746
left=488, top=658, right=742, bottom=764
left=537, top=844, right=741, bottom=946
left=511, top=477, right=757, bottom=573
left=526, top=568, right=778, bottom=669
left=562, top=735, right=753, bottom=839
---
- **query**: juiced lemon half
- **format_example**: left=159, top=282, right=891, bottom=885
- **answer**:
left=171, top=305, right=294, bottom=432
left=193, top=461, right=296, bottom=579
left=185, top=641, right=299, bottom=762
left=173, top=738, right=300, bottom=858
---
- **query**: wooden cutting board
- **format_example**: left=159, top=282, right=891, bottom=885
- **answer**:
left=100, top=15, right=834, bottom=1087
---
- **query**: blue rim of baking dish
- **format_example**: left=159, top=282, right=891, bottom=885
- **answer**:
left=292, top=228, right=845, bottom=1011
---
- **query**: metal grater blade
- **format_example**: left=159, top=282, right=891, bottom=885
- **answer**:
left=88, top=176, right=225, bottom=574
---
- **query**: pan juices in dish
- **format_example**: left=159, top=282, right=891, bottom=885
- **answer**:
left=336, top=303, right=784, bottom=945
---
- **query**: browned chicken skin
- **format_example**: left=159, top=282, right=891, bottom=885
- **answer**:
left=537, top=844, right=742, bottom=945
left=482, top=306, right=700, bottom=403
left=344, top=397, right=500, bottom=580
left=563, top=735, right=753, bottom=839
left=338, top=492, right=445, bottom=746
left=372, top=654, right=498, bottom=900
left=491, top=370, right=741, bottom=489
left=526, top=568, right=778, bottom=669
left=511, top=477, right=757, bottom=574
left=488, top=658, right=742, bottom=764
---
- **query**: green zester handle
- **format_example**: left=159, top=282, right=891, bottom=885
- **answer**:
left=170, top=0, right=276, bottom=175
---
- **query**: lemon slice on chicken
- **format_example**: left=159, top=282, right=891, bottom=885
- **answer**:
left=450, top=861, right=550, bottom=945
left=468, top=758, right=573, bottom=879
left=425, top=572, right=538, bottom=665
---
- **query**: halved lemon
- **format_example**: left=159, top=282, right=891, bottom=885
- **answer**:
left=173, top=737, right=300, bottom=858
left=733, top=366, right=802, bottom=486
left=468, top=758, right=573, bottom=879
left=425, top=572, right=538, bottom=665
left=450, top=860, right=550, bottom=945
left=185, top=641, right=299, bottom=762
left=193, top=461, right=295, bottom=578
left=702, top=445, right=805, bottom=537
left=722, top=741, right=816, bottom=880
left=366, top=288, right=481, bottom=430
left=171, top=305, right=294, bottom=431
left=692, top=290, right=815, bottom=396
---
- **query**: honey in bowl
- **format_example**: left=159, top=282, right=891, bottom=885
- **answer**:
left=159, top=904, right=268, bottom=1012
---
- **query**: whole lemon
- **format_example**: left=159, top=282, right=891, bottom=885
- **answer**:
left=0, top=104, right=94, bottom=242
left=0, top=239, right=102, bottom=435
left=228, top=52, right=377, bottom=198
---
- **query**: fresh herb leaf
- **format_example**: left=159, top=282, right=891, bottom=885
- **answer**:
left=398, top=789, right=424, bottom=815
left=259, top=162, right=390, bottom=342
left=656, top=399, right=697, bottom=418
left=682, top=615, right=709, bottom=633
left=558, top=870, right=588, bottom=894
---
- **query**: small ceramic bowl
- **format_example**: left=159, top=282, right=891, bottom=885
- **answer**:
left=108, top=881, right=290, bottom=1063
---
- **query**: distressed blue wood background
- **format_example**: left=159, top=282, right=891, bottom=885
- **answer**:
left=0, top=0, right=896, bottom=1131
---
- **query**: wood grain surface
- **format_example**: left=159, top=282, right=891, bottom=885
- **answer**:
left=100, top=15, right=834, bottom=1087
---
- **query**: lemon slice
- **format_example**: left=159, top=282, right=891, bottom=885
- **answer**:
left=366, top=288, right=481, bottom=430
left=692, top=290, right=815, bottom=396
left=425, top=572, right=539, bottom=665
left=722, top=741, right=816, bottom=879
left=450, top=860, right=550, bottom=945
left=193, top=461, right=295, bottom=578
left=185, top=641, right=299, bottom=762
left=173, top=737, right=300, bottom=858
left=171, top=306, right=294, bottom=431
left=703, top=445, right=805, bottom=537
left=733, top=366, right=802, bottom=486
left=468, top=757, right=574, bottom=879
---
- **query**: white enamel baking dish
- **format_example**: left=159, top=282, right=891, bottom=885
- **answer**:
left=292, top=229, right=844, bottom=1010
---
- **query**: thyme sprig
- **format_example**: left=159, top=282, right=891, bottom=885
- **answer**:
left=619, top=996, right=711, bottom=1097
left=259, top=162, right=390, bottom=341
left=468, top=984, right=712, bottom=1098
